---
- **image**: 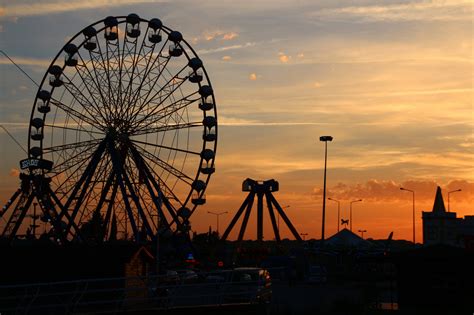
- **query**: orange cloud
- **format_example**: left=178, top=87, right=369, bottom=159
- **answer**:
left=278, top=52, right=290, bottom=63
left=297, top=52, right=304, bottom=58
left=313, top=179, right=474, bottom=202
left=313, top=82, right=322, bottom=88
left=222, top=32, right=238, bottom=40
left=249, top=73, right=257, bottom=81
left=222, top=55, right=232, bottom=61
left=9, top=168, right=20, bottom=177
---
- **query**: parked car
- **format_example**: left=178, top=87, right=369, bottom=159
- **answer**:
left=223, top=267, right=272, bottom=304
left=176, top=269, right=199, bottom=283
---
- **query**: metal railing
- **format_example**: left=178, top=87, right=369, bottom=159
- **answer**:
left=0, top=269, right=276, bottom=314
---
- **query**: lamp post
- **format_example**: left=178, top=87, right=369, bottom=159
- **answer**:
left=328, top=198, right=341, bottom=232
left=207, top=211, right=228, bottom=237
left=400, top=187, right=415, bottom=244
left=300, top=233, right=308, bottom=240
left=350, top=199, right=362, bottom=232
left=358, top=229, right=367, bottom=239
left=319, top=135, right=333, bottom=243
left=447, top=189, right=461, bottom=212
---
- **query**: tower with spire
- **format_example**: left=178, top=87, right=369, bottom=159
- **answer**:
left=422, top=186, right=474, bottom=247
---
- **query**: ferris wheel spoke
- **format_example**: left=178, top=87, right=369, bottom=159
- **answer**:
left=118, top=34, right=146, bottom=117
left=132, top=144, right=193, bottom=184
left=43, top=138, right=102, bottom=153
left=131, top=138, right=200, bottom=156
left=50, top=147, right=101, bottom=181
left=141, top=63, right=188, bottom=108
left=132, top=121, right=201, bottom=136
left=44, top=123, right=104, bottom=136
left=74, top=52, right=111, bottom=122
left=50, top=142, right=102, bottom=177
left=93, top=34, right=118, bottom=117
left=104, top=37, right=122, bottom=115
left=130, top=142, right=185, bottom=206
left=123, top=40, right=167, bottom=119
left=61, top=73, right=108, bottom=126
left=49, top=98, right=105, bottom=133
left=143, top=160, right=185, bottom=208
left=126, top=56, right=179, bottom=123
left=128, top=145, right=174, bottom=228
left=122, top=158, right=157, bottom=231
left=135, top=66, right=188, bottom=119
left=52, top=141, right=105, bottom=198
left=134, top=92, right=200, bottom=132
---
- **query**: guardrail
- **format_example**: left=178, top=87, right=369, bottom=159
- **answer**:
left=0, top=269, right=278, bottom=314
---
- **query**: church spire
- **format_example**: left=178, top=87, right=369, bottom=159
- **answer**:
left=432, top=186, right=446, bottom=213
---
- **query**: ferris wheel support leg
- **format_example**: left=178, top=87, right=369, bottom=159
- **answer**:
left=0, top=188, right=22, bottom=217
left=89, top=169, right=119, bottom=239
left=120, top=165, right=154, bottom=240
left=129, top=146, right=170, bottom=231
left=265, top=192, right=281, bottom=242
left=47, top=188, right=84, bottom=241
left=103, top=179, right=119, bottom=240
left=108, top=142, right=154, bottom=242
left=7, top=193, right=35, bottom=240
left=62, top=141, right=108, bottom=238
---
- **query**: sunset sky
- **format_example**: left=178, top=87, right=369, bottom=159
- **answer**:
left=0, top=0, right=472, bottom=241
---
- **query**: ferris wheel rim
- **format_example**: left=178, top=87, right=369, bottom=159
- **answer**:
left=26, top=14, right=218, bottom=239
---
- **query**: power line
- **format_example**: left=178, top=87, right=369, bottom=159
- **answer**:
left=0, top=50, right=40, bottom=87
left=0, top=125, right=27, bottom=155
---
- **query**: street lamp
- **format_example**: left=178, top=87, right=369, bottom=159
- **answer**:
left=358, top=229, right=367, bottom=239
left=300, top=233, right=308, bottom=240
left=207, top=211, right=228, bottom=237
left=328, top=198, right=340, bottom=232
left=319, top=135, right=333, bottom=242
left=350, top=199, right=362, bottom=232
left=447, top=189, right=461, bottom=212
left=278, top=205, right=290, bottom=232
left=400, top=187, right=415, bottom=244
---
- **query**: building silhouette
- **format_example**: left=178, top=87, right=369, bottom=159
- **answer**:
left=422, top=186, right=474, bottom=248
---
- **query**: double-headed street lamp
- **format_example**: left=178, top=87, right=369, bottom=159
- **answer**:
left=328, top=198, right=341, bottom=232
left=358, top=229, right=367, bottom=239
left=350, top=199, right=362, bottom=232
left=400, top=187, right=415, bottom=244
left=300, top=233, right=308, bottom=240
left=448, top=189, right=462, bottom=212
left=207, top=211, right=228, bottom=237
left=319, top=135, right=333, bottom=242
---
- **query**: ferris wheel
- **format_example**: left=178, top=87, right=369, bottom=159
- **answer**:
left=20, top=14, right=217, bottom=242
